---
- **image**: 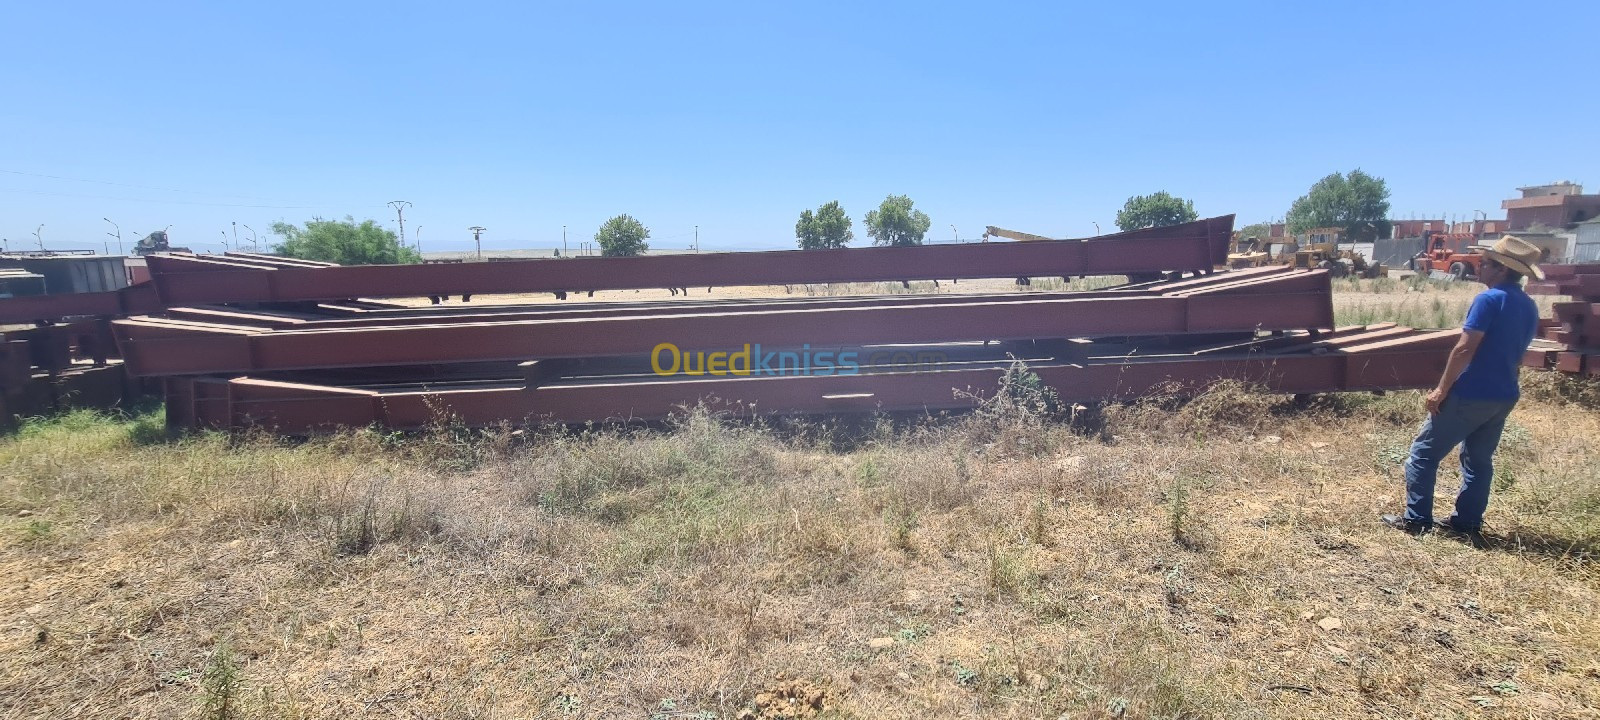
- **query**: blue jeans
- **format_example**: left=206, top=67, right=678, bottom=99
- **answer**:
left=1403, top=395, right=1517, bottom=532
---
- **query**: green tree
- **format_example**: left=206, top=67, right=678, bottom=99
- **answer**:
left=863, top=195, right=931, bottom=247
left=1285, top=170, right=1392, bottom=243
left=270, top=216, right=419, bottom=265
left=795, top=201, right=854, bottom=250
left=1115, top=191, right=1198, bottom=231
left=595, top=214, right=650, bottom=257
left=1237, top=222, right=1271, bottom=239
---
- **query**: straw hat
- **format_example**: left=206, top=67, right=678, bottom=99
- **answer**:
left=1482, top=235, right=1544, bottom=280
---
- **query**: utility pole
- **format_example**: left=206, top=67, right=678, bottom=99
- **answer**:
left=33, top=224, right=44, bottom=251
left=104, top=217, right=122, bottom=254
left=469, top=226, right=486, bottom=260
left=562, top=225, right=568, bottom=256
left=388, top=200, right=412, bottom=248
left=694, top=225, right=699, bottom=252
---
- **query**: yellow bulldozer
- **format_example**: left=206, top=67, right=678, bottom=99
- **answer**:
left=1227, top=235, right=1273, bottom=268
left=1229, top=229, right=1385, bottom=278
left=1286, top=229, right=1385, bottom=279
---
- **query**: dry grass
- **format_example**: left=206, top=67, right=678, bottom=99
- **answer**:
left=3, top=375, right=1598, bottom=719
left=1331, top=275, right=1559, bottom=329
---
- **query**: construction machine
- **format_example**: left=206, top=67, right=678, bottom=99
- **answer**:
left=1410, top=233, right=1484, bottom=280
left=1227, top=235, right=1273, bottom=268
left=982, top=226, right=1056, bottom=243
left=133, top=230, right=192, bottom=256
left=1288, top=243, right=1385, bottom=279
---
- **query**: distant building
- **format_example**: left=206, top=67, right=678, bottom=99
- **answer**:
left=1389, top=220, right=1448, bottom=239
left=1448, top=219, right=1511, bottom=237
left=1518, top=181, right=1584, bottom=198
left=1502, top=181, right=1600, bottom=231
left=1574, top=217, right=1600, bottom=263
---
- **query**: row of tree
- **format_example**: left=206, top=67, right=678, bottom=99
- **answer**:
left=269, top=170, right=1392, bottom=265
left=794, top=195, right=931, bottom=250
left=1108, top=171, right=1392, bottom=243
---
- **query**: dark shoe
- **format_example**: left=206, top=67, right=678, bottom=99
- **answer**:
left=1438, top=519, right=1488, bottom=548
left=1381, top=514, right=1432, bottom=536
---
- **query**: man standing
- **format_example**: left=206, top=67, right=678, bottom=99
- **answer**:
left=1383, top=236, right=1544, bottom=539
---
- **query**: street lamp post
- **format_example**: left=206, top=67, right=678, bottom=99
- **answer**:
left=242, top=224, right=257, bottom=250
left=415, top=226, right=423, bottom=254
left=220, top=231, right=230, bottom=252
left=33, top=224, right=44, bottom=251
left=1093, top=221, right=1101, bottom=235
left=951, top=224, right=958, bottom=243
left=562, top=225, right=568, bottom=256
left=104, top=217, right=122, bottom=254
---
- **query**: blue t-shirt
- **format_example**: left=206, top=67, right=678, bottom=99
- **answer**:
left=1452, top=282, right=1538, bottom=400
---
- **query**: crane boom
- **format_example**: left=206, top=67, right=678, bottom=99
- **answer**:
left=982, top=226, right=1058, bottom=243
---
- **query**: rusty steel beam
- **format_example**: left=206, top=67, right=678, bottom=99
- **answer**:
left=0, top=284, right=161, bottom=325
left=143, top=216, right=1235, bottom=304
left=114, top=270, right=1333, bottom=376
left=168, top=326, right=1452, bottom=432
left=153, top=265, right=1317, bottom=331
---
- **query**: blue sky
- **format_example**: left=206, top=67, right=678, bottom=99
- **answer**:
left=3, top=1, right=1595, bottom=255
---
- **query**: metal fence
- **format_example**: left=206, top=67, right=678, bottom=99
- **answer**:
left=1372, top=237, right=1428, bottom=269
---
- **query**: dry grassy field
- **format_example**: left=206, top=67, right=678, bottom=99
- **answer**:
left=3, top=279, right=1598, bottom=720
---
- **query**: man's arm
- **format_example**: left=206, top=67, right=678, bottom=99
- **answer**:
left=1425, top=329, right=1484, bottom=414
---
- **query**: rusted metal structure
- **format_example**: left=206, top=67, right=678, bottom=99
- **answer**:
left=162, top=324, right=1455, bottom=433
left=1524, top=264, right=1600, bottom=376
left=112, top=267, right=1335, bottom=376
left=138, top=216, right=1234, bottom=305
left=0, top=257, right=166, bottom=424
left=1, top=215, right=1463, bottom=432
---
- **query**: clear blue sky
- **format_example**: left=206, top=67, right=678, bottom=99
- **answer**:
left=3, top=1, right=1595, bottom=255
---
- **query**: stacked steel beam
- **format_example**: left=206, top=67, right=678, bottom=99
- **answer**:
left=1524, top=264, right=1600, bottom=377
left=0, top=282, right=162, bottom=425
left=39, top=214, right=1450, bottom=434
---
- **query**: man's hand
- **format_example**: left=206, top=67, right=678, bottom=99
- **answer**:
left=1425, top=388, right=1447, bottom=415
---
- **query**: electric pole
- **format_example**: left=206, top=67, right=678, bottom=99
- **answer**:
left=389, top=200, right=413, bottom=248
left=469, top=226, right=486, bottom=260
